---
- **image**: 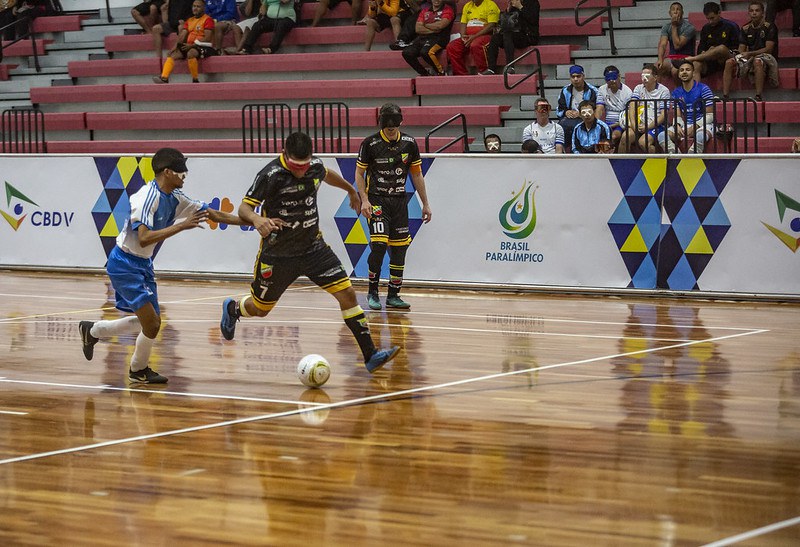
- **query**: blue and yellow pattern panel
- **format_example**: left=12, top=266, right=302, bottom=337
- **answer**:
left=91, top=156, right=153, bottom=259
left=608, top=158, right=738, bottom=290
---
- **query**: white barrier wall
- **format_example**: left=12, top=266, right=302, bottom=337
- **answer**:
left=1, top=154, right=798, bottom=296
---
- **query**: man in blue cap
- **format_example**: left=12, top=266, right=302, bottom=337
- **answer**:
left=556, top=64, right=599, bottom=150
left=595, top=65, right=632, bottom=151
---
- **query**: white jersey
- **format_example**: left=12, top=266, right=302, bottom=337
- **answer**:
left=597, top=83, right=633, bottom=126
left=116, top=180, right=206, bottom=259
left=521, top=121, right=565, bottom=154
left=627, top=83, right=672, bottom=127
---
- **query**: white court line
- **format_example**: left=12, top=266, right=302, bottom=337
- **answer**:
left=0, top=378, right=325, bottom=406
left=0, top=328, right=767, bottom=466
left=702, top=515, right=800, bottom=546
left=0, top=410, right=28, bottom=416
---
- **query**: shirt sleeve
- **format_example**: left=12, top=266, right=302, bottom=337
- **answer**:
left=173, top=189, right=207, bottom=221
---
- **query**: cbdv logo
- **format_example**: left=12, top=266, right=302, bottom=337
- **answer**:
left=762, top=189, right=800, bottom=252
left=1, top=181, right=75, bottom=231
left=486, top=180, right=544, bottom=263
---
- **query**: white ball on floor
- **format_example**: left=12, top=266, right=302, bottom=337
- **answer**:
left=297, top=354, right=331, bottom=388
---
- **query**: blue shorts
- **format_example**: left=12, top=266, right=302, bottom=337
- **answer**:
left=107, top=246, right=159, bottom=315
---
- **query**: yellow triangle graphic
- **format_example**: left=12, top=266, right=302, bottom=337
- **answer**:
left=686, top=226, right=713, bottom=254
left=345, top=220, right=369, bottom=244
left=100, top=215, right=120, bottom=237
left=621, top=225, right=648, bottom=252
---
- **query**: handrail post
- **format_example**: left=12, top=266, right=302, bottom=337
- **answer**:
left=425, top=113, right=469, bottom=153
left=575, top=0, right=617, bottom=56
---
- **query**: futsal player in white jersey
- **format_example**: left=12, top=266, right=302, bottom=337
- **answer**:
left=78, top=148, right=247, bottom=384
left=521, top=97, right=565, bottom=154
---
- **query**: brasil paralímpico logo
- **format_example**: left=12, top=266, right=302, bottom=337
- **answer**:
left=499, top=180, right=537, bottom=239
left=0, top=181, right=39, bottom=231
left=762, top=189, right=800, bottom=252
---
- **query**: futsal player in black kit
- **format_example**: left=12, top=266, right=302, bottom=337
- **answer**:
left=220, top=132, right=399, bottom=373
left=355, top=103, right=433, bottom=311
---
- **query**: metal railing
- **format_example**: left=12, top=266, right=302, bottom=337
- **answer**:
left=425, top=113, right=469, bottom=153
left=1, top=107, right=46, bottom=153
left=620, top=98, right=680, bottom=152
left=297, top=102, right=350, bottom=153
left=241, top=103, right=293, bottom=153
left=712, top=97, right=759, bottom=153
left=503, top=47, right=546, bottom=99
left=575, top=0, right=617, bottom=55
left=0, top=16, right=40, bottom=72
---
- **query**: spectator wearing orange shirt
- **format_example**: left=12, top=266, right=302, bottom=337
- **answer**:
left=363, top=0, right=410, bottom=50
left=446, top=0, right=500, bottom=75
left=153, top=0, right=216, bottom=83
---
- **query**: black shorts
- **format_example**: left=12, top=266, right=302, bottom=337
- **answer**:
left=368, top=196, right=410, bottom=246
left=133, top=0, right=164, bottom=17
left=328, top=0, right=353, bottom=9
left=249, top=243, right=352, bottom=311
left=176, top=42, right=217, bottom=58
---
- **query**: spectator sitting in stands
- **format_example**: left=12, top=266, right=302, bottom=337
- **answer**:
left=484, top=133, right=502, bottom=152
left=595, top=65, right=632, bottom=151
left=656, top=2, right=696, bottom=80
left=522, top=97, right=565, bottom=154
left=152, top=0, right=194, bottom=58
left=618, top=63, right=671, bottom=153
left=792, top=137, right=800, bottom=152
left=363, top=0, right=411, bottom=51
left=482, top=0, right=539, bottom=75
left=572, top=100, right=611, bottom=154
left=312, top=0, right=364, bottom=27
left=205, top=0, right=239, bottom=53
left=722, top=0, right=779, bottom=101
left=153, top=0, right=216, bottom=83
left=390, top=0, right=420, bottom=50
left=132, top=0, right=164, bottom=34
left=766, top=0, right=799, bottom=36
left=9, top=0, right=46, bottom=39
left=401, top=0, right=453, bottom=76
left=556, top=64, right=598, bottom=149
left=445, top=0, right=499, bottom=75
left=665, top=60, right=715, bottom=153
left=236, top=0, right=297, bottom=54
left=684, top=2, right=739, bottom=83
left=225, top=0, right=257, bottom=53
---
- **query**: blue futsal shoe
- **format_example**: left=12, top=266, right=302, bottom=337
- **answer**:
left=365, top=345, right=400, bottom=373
left=220, top=297, right=239, bottom=341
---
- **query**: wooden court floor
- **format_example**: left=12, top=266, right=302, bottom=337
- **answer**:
left=0, top=270, right=798, bottom=546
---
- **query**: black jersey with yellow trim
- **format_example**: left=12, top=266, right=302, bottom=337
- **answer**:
left=356, top=130, right=422, bottom=198
left=242, top=155, right=329, bottom=257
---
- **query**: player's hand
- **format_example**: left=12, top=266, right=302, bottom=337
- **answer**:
left=566, top=110, right=579, bottom=119
left=360, top=198, right=373, bottom=218
left=183, top=210, right=209, bottom=230
left=421, top=205, right=432, bottom=223
left=253, top=216, right=288, bottom=238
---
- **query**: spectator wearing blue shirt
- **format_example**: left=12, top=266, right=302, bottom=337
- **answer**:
left=557, top=64, right=599, bottom=150
left=665, top=60, right=715, bottom=153
left=205, top=0, right=239, bottom=52
left=572, top=101, right=611, bottom=154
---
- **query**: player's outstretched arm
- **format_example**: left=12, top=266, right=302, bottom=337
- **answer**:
left=137, top=209, right=209, bottom=247
left=207, top=208, right=250, bottom=226
left=324, top=169, right=361, bottom=213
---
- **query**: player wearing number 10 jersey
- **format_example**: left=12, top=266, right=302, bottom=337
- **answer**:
left=355, top=103, right=432, bottom=311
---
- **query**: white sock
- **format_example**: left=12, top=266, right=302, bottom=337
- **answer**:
left=130, top=331, right=156, bottom=372
left=90, top=316, right=141, bottom=339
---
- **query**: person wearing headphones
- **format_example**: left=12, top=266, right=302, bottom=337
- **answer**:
left=355, top=103, right=433, bottom=311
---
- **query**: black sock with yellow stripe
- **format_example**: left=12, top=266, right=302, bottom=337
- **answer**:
left=342, top=306, right=375, bottom=360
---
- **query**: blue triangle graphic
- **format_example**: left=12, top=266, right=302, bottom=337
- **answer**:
left=702, top=199, right=730, bottom=226
left=609, top=200, right=635, bottom=224
left=667, top=254, right=697, bottom=290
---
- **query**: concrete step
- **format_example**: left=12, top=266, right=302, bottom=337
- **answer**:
left=618, top=0, right=706, bottom=22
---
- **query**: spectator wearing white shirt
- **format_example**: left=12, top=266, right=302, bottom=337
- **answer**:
left=522, top=97, right=565, bottom=154
left=618, top=64, right=672, bottom=153
left=595, top=65, right=632, bottom=152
